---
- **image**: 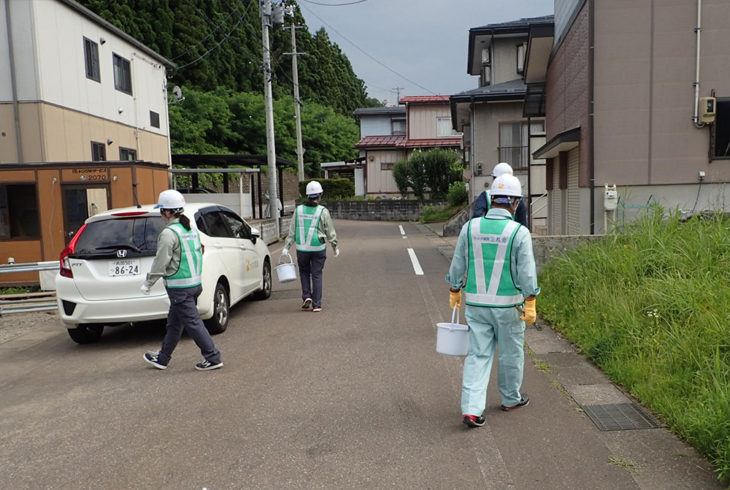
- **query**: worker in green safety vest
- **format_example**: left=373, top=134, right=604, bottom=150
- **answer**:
left=142, top=189, right=222, bottom=372
left=446, top=174, right=540, bottom=428
left=282, top=181, right=339, bottom=313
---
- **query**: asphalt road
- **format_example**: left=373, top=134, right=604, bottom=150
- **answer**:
left=0, top=220, right=722, bottom=489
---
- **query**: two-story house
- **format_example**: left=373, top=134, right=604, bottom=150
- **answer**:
left=0, top=0, right=171, bottom=282
left=450, top=16, right=552, bottom=234
left=525, top=0, right=730, bottom=235
left=354, top=97, right=462, bottom=197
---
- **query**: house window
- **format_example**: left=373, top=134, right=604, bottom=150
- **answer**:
left=713, top=98, right=730, bottom=159
left=437, top=117, right=457, bottom=137
left=392, top=119, right=406, bottom=135
left=83, top=37, right=100, bottom=82
left=113, top=53, right=132, bottom=95
left=119, top=147, right=137, bottom=161
left=381, top=162, right=394, bottom=171
left=516, top=42, right=527, bottom=75
left=499, top=122, right=529, bottom=170
left=150, top=111, right=160, bottom=129
left=91, top=141, right=106, bottom=161
left=0, top=184, right=40, bottom=239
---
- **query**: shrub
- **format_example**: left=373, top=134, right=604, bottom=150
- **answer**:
left=447, top=181, right=468, bottom=207
left=299, top=178, right=354, bottom=199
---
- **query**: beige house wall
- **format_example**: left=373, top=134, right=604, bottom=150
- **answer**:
left=407, top=105, right=452, bottom=139
left=366, top=150, right=405, bottom=195
left=0, top=102, right=169, bottom=164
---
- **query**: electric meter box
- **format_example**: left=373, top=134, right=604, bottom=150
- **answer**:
left=604, top=184, right=618, bottom=211
left=699, top=97, right=716, bottom=124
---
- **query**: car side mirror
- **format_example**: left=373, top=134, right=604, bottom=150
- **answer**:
left=250, top=226, right=260, bottom=244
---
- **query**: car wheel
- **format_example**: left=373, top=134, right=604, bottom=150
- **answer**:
left=253, top=259, right=272, bottom=300
left=67, top=324, right=104, bottom=344
left=204, top=282, right=229, bottom=334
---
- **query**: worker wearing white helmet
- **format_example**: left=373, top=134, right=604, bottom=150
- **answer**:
left=446, top=174, right=539, bottom=427
left=282, top=180, right=339, bottom=312
left=142, top=189, right=222, bottom=371
left=472, top=162, right=529, bottom=229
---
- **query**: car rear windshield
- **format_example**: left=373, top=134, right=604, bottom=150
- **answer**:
left=73, top=216, right=165, bottom=258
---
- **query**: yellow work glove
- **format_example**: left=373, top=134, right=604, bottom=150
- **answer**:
left=520, top=297, right=537, bottom=325
left=449, top=289, right=462, bottom=310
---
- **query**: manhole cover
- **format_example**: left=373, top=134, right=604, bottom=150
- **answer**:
left=582, top=403, right=659, bottom=431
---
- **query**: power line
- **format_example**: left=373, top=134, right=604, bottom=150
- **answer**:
left=172, top=1, right=255, bottom=73
left=299, top=4, right=437, bottom=95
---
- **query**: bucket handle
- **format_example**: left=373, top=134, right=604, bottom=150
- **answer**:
left=451, top=305, right=460, bottom=324
left=279, top=253, right=293, bottom=265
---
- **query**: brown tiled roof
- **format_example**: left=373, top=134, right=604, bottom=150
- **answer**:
left=354, top=135, right=407, bottom=149
left=399, top=95, right=451, bottom=104
left=404, top=138, right=461, bottom=148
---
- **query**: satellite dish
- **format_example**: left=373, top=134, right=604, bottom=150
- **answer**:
left=172, top=86, right=184, bottom=101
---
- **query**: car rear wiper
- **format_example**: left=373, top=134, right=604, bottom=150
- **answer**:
left=95, top=244, right=143, bottom=253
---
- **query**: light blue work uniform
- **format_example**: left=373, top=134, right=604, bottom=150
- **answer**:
left=446, top=207, right=540, bottom=417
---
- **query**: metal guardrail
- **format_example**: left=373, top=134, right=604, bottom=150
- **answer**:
left=0, top=261, right=59, bottom=315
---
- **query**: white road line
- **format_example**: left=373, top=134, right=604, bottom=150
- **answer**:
left=399, top=225, right=405, bottom=235
left=407, top=248, right=424, bottom=275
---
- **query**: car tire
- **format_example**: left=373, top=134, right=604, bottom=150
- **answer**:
left=204, top=282, right=229, bottom=334
left=67, top=324, right=104, bottom=344
left=252, top=259, right=272, bottom=300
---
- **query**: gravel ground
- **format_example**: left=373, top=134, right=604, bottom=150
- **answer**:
left=0, top=311, right=59, bottom=344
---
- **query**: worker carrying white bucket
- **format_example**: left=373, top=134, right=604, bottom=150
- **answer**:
left=445, top=174, right=540, bottom=428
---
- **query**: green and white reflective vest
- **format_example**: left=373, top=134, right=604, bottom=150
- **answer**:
left=483, top=190, right=491, bottom=213
left=164, top=223, right=203, bottom=288
left=464, top=216, right=523, bottom=307
left=294, top=204, right=326, bottom=252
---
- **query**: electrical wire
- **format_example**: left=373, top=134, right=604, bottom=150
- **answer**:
left=299, top=4, right=437, bottom=95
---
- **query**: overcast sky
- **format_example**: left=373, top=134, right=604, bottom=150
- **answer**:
left=296, top=0, right=554, bottom=106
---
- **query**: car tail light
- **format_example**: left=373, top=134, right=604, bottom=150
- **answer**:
left=59, top=224, right=87, bottom=278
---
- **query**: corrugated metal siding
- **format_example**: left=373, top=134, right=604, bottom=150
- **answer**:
left=408, top=106, right=450, bottom=139
left=550, top=161, right=562, bottom=235
left=567, top=148, right=581, bottom=235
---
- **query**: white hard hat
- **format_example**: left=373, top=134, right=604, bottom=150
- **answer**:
left=490, top=174, right=522, bottom=197
left=155, top=189, right=186, bottom=210
left=491, top=162, right=513, bottom=178
left=306, top=180, right=323, bottom=197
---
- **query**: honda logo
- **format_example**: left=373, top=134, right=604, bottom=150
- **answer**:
left=116, top=250, right=128, bottom=258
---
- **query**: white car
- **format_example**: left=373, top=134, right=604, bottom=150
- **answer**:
left=56, top=203, right=272, bottom=344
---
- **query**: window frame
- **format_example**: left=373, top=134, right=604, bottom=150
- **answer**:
left=112, top=53, right=132, bottom=95
left=380, top=162, right=394, bottom=171
left=91, top=141, right=106, bottom=161
left=0, top=183, right=41, bottom=241
left=119, top=147, right=137, bottom=161
left=712, top=97, right=730, bottom=160
left=83, top=37, right=100, bottom=82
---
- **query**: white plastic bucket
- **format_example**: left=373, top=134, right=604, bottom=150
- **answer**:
left=275, top=254, right=297, bottom=283
left=436, top=307, right=470, bottom=356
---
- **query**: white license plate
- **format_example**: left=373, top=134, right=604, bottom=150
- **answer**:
left=108, top=259, right=141, bottom=277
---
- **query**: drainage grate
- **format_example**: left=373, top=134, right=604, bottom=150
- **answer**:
left=582, top=403, right=659, bottom=431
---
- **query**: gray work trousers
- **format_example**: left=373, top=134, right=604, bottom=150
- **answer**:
left=157, top=284, right=221, bottom=365
left=296, top=250, right=327, bottom=308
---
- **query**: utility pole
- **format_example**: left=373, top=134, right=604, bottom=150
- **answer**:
left=283, top=8, right=306, bottom=181
left=392, top=87, right=404, bottom=104
left=260, top=0, right=283, bottom=236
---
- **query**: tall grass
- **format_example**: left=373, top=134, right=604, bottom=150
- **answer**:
left=539, top=207, right=730, bottom=483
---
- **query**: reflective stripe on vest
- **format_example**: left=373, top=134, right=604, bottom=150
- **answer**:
left=483, top=190, right=491, bottom=214
left=164, top=223, right=203, bottom=288
left=464, top=217, right=523, bottom=307
left=295, top=205, right=326, bottom=252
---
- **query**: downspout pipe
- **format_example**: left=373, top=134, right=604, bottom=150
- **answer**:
left=4, top=0, right=23, bottom=163
left=589, top=0, right=595, bottom=234
left=692, top=0, right=704, bottom=128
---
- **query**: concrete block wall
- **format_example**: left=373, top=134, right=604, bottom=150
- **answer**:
left=532, top=234, right=604, bottom=274
left=320, top=200, right=446, bottom=221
